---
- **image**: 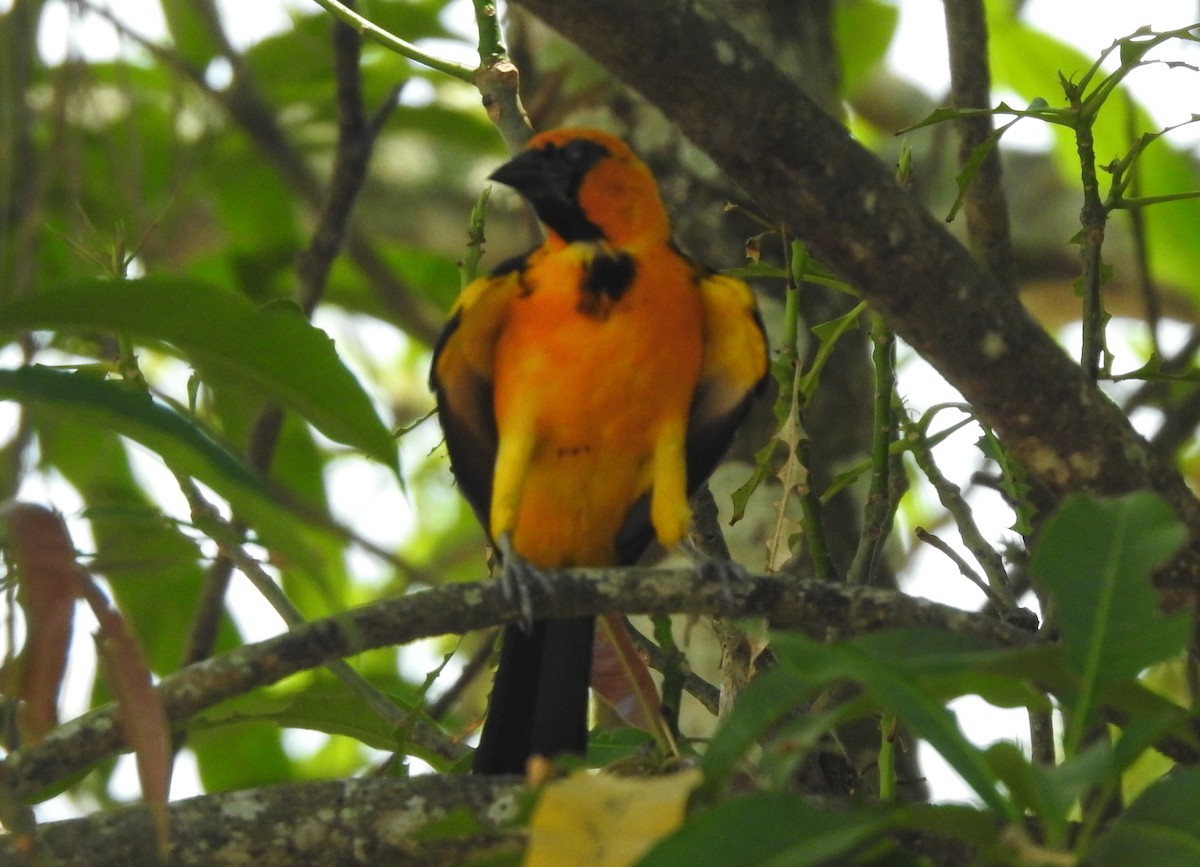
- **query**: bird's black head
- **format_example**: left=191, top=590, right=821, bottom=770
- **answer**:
left=489, top=136, right=610, bottom=242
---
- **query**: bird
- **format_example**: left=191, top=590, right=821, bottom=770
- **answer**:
left=430, top=128, right=768, bottom=775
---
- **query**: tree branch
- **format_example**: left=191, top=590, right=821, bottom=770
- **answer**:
left=944, top=0, right=1015, bottom=287
left=1, top=569, right=1031, bottom=800
left=1, top=771, right=999, bottom=867
left=2, top=775, right=524, bottom=867
left=507, top=0, right=1200, bottom=597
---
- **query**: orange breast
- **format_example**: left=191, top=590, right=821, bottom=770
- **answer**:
left=492, top=248, right=704, bottom=567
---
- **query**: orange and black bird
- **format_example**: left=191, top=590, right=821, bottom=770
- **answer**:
left=430, top=128, right=768, bottom=775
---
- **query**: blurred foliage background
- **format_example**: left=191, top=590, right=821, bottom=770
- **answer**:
left=2, top=0, right=1200, bottom=833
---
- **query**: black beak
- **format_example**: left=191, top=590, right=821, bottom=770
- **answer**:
left=487, top=141, right=608, bottom=242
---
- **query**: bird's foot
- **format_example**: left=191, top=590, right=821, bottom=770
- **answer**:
left=679, top=538, right=747, bottom=604
left=495, top=532, right=554, bottom=630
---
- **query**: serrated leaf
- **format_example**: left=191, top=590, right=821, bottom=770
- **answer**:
left=0, top=277, right=397, bottom=471
left=0, top=366, right=319, bottom=573
left=1029, top=493, right=1188, bottom=746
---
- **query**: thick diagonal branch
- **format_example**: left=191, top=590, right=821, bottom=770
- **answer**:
left=509, top=0, right=1200, bottom=587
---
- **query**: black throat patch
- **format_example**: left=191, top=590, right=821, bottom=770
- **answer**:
left=577, top=251, right=636, bottom=319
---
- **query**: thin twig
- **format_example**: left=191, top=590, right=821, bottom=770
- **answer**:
left=296, top=13, right=376, bottom=316
left=426, top=630, right=498, bottom=721
left=915, top=527, right=1005, bottom=611
left=306, top=0, right=476, bottom=81
left=624, top=620, right=721, bottom=716
left=175, top=479, right=461, bottom=763
left=909, top=425, right=1015, bottom=612
left=847, top=311, right=896, bottom=585
left=943, top=0, right=1015, bottom=288
left=471, top=0, right=533, bottom=152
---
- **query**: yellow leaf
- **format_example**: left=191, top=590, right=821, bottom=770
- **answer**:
left=524, top=768, right=701, bottom=867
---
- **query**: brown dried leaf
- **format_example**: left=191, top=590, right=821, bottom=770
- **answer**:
left=0, top=502, right=80, bottom=745
left=79, top=576, right=172, bottom=854
left=591, top=614, right=670, bottom=746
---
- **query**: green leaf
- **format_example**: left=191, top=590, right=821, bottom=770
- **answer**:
left=985, top=7, right=1200, bottom=307
left=0, top=277, right=397, bottom=471
left=797, top=301, right=867, bottom=401
left=636, top=792, right=897, bottom=867
left=834, top=0, right=899, bottom=95
left=999, top=740, right=1115, bottom=846
left=850, top=630, right=1052, bottom=712
left=1099, top=678, right=1200, bottom=772
left=587, top=727, right=658, bottom=766
left=192, top=681, right=409, bottom=752
left=189, top=718, right=295, bottom=792
left=160, top=0, right=221, bottom=69
left=700, top=665, right=814, bottom=794
left=1089, top=767, right=1200, bottom=865
left=945, top=122, right=1007, bottom=222
left=984, top=742, right=1062, bottom=833
left=0, top=366, right=318, bottom=572
left=1029, top=492, right=1188, bottom=748
left=771, top=633, right=1016, bottom=817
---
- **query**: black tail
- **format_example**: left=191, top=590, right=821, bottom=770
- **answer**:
left=472, top=615, right=596, bottom=774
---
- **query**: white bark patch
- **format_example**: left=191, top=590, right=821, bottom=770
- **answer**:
left=220, top=789, right=268, bottom=822
left=485, top=787, right=523, bottom=824
left=377, top=795, right=437, bottom=844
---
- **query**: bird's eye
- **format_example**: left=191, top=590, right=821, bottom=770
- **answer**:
left=561, top=139, right=609, bottom=167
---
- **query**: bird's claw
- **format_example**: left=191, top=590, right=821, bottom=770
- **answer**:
left=496, top=533, right=553, bottom=630
left=680, top=539, right=747, bottom=605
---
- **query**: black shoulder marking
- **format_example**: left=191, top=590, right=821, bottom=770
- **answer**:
left=585, top=251, right=635, bottom=301
left=489, top=249, right=535, bottom=278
